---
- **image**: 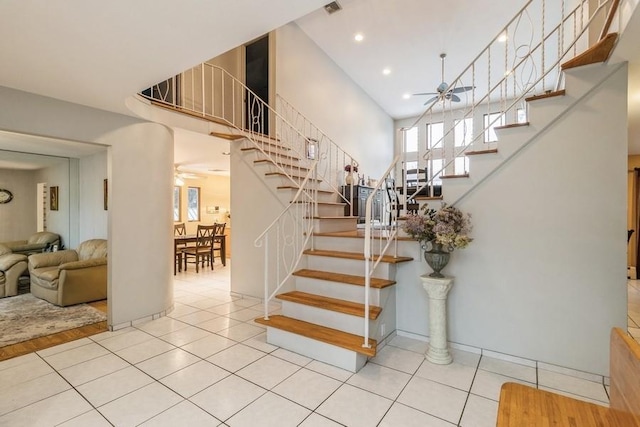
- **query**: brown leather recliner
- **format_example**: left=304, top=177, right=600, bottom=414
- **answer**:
left=29, top=239, right=107, bottom=306
left=0, top=244, right=28, bottom=298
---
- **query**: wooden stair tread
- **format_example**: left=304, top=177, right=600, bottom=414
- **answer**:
left=308, top=216, right=357, bottom=220
left=440, top=173, right=469, bottom=179
left=277, top=290, right=381, bottom=319
left=525, top=90, right=565, bottom=102
left=241, top=147, right=299, bottom=160
left=278, top=186, right=334, bottom=194
left=293, top=268, right=396, bottom=289
left=265, top=172, right=322, bottom=181
left=312, top=230, right=415, bottom=241
left=255, top=315, right=376, bottom=357
left=209, top=131, right=246, bottom=141
left=414, top=195, right=443, bottom=201
left=254, top=159, right=309, bottom=171
left=465, top=149, right=498, bottom=156
left=561, top=33, right=618, bottom=70
left=494, top=122, right=529, bottom=130
left=304, top=249, right=413, bottom=264
left=241, top=140, right=290, bottom=151
left=293, top=201, right=345, bottom=206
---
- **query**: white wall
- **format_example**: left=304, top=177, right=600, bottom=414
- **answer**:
left=34, top=160, right=70, bottom=247
left=394, top=63, right=628, bottom=375
left=0, top=86, right=174, bottom=328
left=0, top=168, right=37, bottom=241
left=275, top=22, right=394, bottom=178
left=79, top=151, right=108, bottom=241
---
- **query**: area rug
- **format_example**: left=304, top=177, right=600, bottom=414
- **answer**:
left=0, top=294, right=107, bottom=347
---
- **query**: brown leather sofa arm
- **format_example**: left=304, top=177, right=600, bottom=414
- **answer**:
left=0, top=254, right=28, bottom=270
left=60, top=258, right=107, bottom=271
left=28, top=250, right=78, bottom=270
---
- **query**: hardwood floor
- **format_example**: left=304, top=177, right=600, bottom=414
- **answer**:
left=0, top=299, right=108, bottom=362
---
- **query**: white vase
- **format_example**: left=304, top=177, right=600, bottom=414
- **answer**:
left=345, top=173, right=354, bottom=185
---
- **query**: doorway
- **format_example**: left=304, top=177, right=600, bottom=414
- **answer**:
left=245, top=35, right=270, bottom=135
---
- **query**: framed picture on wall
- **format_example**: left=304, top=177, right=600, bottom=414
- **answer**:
left=50, top=186, right=59, bottom=211
left=104, top=179, right=108, bottom=210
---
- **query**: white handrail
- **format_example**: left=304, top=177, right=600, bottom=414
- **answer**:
left=362, top=155, right=402, bottom=347
left=398, top=0, right=617, bottom=204
left=140, top=64, right=360, bottom=320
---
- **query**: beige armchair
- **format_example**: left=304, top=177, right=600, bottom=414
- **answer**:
left=29, top=239, right=107, bottom=306
left=2, top=231, right=61, bottom=255
left=0, top=244, right=28, bottom=298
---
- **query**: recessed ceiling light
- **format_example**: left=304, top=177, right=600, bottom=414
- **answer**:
left=402, top=93, right=411, bottom=100
left=498, top=32, right=508, bottom=42
left=382, top=68, right=391, bottom=75
left=354, top=33, right=364, bottom=42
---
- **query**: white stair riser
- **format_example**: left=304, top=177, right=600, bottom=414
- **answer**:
left=281, top=300, right=376, bottom=337
left=315, top=204, right=346, bottom=217
left=313, top=235, right=368, bottom=252
left=266, top=174, right=321, bottom=188
left=312, top=218, right=358, bottom=233
left=265, top=327, right=367, bottom=372
left=256, top=162, right=309, bottom=175
left=306, top=256, right=395, bottom=279
left=294, top=276, right=385, bottom=305
left=280, top=188, right=338, bottom=203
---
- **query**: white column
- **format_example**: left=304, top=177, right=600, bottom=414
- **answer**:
left=421, top=275, right=453, bottom=364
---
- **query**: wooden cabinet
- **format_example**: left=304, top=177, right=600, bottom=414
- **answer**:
left=341, top=185, right=383, bottom=224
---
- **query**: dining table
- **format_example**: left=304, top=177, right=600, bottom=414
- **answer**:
left=174, top=233, right=226, bottom=275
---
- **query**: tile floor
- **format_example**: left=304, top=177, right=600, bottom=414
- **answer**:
left=0, top=267, right=630, bottom=426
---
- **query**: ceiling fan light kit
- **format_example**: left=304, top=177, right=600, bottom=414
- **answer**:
left=414, top=53, right=474, bottom=105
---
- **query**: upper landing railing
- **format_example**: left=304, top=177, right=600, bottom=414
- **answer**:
left=396, top=0, right=622, bottom=203
left=139, top=63, right=359, bottom=322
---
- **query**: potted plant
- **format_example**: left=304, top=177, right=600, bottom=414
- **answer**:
left=402, top=203, right=473, bottom=277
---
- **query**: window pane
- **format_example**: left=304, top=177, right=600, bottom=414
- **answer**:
left=173, top=186, right=181, bottom=221
left=427, top=122, right=444, bottom=149
left=454, top=118, right=473, bottom=147
left=455, top=156, right=469, bottom=174
left=187, top=187, right=200, bottom=221
left=404, top=127, right=418, bottom=153
left=484, top=112, right=505, bottom=142
left=430, top=159, right=443, bottom=184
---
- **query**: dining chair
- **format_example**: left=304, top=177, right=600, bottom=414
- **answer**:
left=211, top=223, right=226, bottom=265
left=182, top=224, right=216, bottom=273
left=174, top=223, right=187, bottom=274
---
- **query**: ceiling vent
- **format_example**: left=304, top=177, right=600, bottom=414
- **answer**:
left=324, top=1, right=342, bottom=14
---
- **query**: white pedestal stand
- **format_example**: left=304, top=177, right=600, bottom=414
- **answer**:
left=420, top=275, right=453, bottom=364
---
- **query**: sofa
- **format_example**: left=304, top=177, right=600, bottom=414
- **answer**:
left=2, top=232, right=61, bottom=255
left=29, top=239, right=107, bottom=306
left=0, top=244, right=28, bottom=298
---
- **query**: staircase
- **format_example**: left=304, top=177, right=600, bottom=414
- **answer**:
left=239, top=132, right=412, bottom=371
left=136, top=0, right=632, bottom=374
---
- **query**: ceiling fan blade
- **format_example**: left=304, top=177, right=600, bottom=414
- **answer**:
left=450, top=85, right=475, bottom=94
left=450, top=94, right=461, bottom=102
left=423, top=96, right=439, bottom=105
left=412, top=92, right=438, bottom=96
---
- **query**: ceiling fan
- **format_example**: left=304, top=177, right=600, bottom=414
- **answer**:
left=413, top=53, right=474, bottom=105
left=174, top=165, right=206, bottom=185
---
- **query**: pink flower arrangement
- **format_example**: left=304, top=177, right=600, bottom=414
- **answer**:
left=402, top=203, right=473, bottom=250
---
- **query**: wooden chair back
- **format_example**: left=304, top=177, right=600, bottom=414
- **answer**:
left=610, top=327, right=640, bottom=424
left=174, top=223, right=186, bottom=236
left=196, top=224, right=216, bottom=249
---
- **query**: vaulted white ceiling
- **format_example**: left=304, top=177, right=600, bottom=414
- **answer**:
left=1, top=0, right=639, bottom=164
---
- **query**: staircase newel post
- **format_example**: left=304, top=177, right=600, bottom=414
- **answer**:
left=263, top=234, right=270, bottom=320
